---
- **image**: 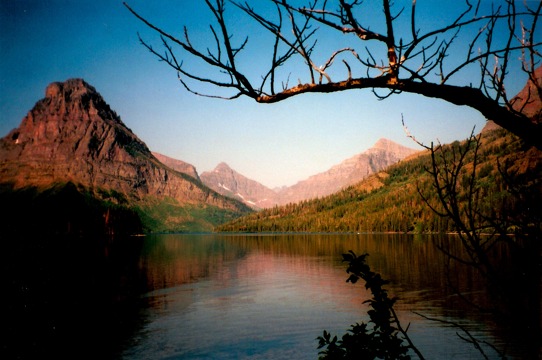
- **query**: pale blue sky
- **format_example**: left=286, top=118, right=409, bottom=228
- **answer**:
left=0, top=1, right=532, bottom=187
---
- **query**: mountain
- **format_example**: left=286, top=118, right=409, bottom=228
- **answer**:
left=200, top=138, right=418, bottom=208
left=511, top=66, right=542, bottom=121
left=152, top=152, right=200, bottom=181
left=482, top=66, right=542, bottom=135
left=200, top=162, right=278, bottom=208
left=217, top=126, right=542, bottom=233
left=0, top=79, right=251, bottom=234
left=217, top=70, right=542, bottom=233
left=276, top=138, right=418, bottom=204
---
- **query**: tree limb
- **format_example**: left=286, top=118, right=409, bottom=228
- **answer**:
left=124, top=1, right=542, bottom=148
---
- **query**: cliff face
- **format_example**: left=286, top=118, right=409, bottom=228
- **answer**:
left=152, top=152, right=200, bottom=181
left=2, top=79, right=149, bottom=193
left=0, top=79, right=250, bottom=232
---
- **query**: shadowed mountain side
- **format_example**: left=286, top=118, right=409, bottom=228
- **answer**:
left=0, top=79, right=251, bottom=234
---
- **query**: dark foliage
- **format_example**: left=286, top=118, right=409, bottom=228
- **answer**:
left=317, top=251, right=424, bottom=360
left=0, top=182, right=143, bottom=237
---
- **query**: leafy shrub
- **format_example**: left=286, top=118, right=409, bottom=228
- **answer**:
left=317, top=251, right=423, bottom=359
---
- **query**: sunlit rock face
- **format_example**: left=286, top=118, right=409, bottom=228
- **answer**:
left=483, top=67, right=542, bottom=134
left=0, top=79, right=248, bottom=213
left=512, top=66, right=542, bottom=122
left=152, top=152, right=200, bottom=182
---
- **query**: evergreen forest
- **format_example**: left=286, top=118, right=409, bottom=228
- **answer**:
left=217, top=127, right=541, bottom=234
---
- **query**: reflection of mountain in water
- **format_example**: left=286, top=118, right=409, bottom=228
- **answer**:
left=133, top=233, right=532, bottom=359
left=7, top=233, right=535, bottom=359
left=141, top=234, right=495, bottom=307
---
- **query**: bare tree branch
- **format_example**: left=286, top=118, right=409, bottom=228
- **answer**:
left=124, top=0, right=542, bottom=148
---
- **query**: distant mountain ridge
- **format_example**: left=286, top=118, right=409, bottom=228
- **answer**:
left=275, top=138, right=418, bottom=204
left=196, top=138, right=418, bottom=208
left=216, top=68, right=542, bottom=232
left=200, top=162, right=278, bottom=208
left=217, top=127, right=542, bottom=233
left=0, top=79, right=251, bottom=233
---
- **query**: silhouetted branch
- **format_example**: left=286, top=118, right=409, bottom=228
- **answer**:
left=124, top=0, right=542, bottom=148
left=318, top=251, right=425, bottom=359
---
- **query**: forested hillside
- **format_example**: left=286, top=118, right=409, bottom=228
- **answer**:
left=217, top=127, right=541, bottom=233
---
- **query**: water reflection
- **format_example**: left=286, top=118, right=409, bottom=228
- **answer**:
left=125, top=233, right=537, bottom=359
left=6, top=233, right=537, bottom=359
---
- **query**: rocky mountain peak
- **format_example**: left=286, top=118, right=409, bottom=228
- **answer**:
left=372, top=138, right=394, bottom=149
left=482, top=66, right=542, bottom=133
left=201, top=162, right=277, bottom=208
left=214, top=162, right=233, bottom=172
left=46, top=78, right=94, bottom=98
left=39, top=78, right=122, bottom=127
left=1, top=79, right=153, bottom=189
left=511, top=66, right=542, bottom=122
left=0, top=79, right=251, bottom=232
left=4, top=78, right=149, bottom=167
left=274, top=138, right=418, bottom=204
left=198, top=138, right=418, bottom=208
left=367, top=138, right=416, bottom=157
left=202, top=162, right=239, bottom=190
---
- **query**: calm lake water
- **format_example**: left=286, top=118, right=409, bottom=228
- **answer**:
left=4, top=233, right=540, bottom=359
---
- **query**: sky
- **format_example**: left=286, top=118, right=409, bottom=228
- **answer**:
left=0, top=1, right=532, bottom=188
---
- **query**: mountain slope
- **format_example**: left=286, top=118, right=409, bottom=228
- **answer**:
left=217, top=68, right=542, bottom=225
left=200, top=139, right=418, bottom=208
left=0, top=79, right=251, bottom=234
left=200, top=162, right=278, bottom=208
left=217, top=127, right=542, bottom=233
left=152, top=152, right=200, bottom=181
left=276, top=138, right=418, bottom=204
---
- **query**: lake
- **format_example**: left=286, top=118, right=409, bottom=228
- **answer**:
left=4, top=233, right=539, bottom=359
